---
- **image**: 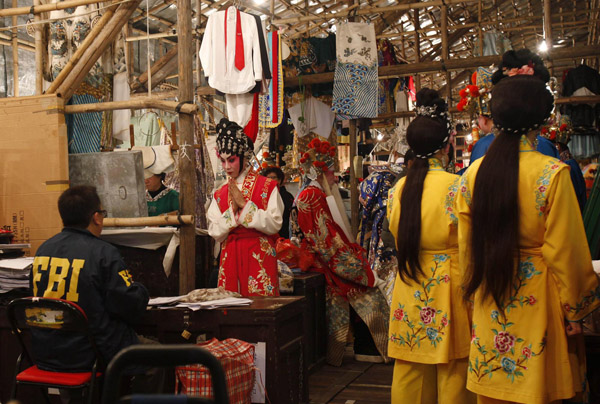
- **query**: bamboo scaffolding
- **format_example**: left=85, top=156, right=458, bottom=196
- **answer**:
left=104, top=215, right=194, bottom=227
left=177, top=0, right=197, bottom=294
left=63, top=98, right=198, bottom=114
left=543, top=0, right=553, bottom=74
left=0, top=39, right=33, bottom=51
left=34, top=0, right=43, bottom=94
left=0, top=0, right=114, bottom=17
left=284, top=45, right=600, bottom=87
left=12, top=0, right=18, bottom=97
left=273, top=0, right=478, bottom=25
left=46, top=1, right=119, bottom=94
left=131, top=45, right=178, bottom=92
left=56, top=0, right=141, bottom=100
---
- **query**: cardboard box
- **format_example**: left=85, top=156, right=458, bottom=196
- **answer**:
left=0, top=95, right=69, bottom=255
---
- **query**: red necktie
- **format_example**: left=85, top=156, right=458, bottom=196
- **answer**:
left=225, top=8, right=245, bottom=71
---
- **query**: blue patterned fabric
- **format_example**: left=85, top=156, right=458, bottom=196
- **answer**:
left=332, top=62, right=379, bottom=119
left=66, top=94, right=102, bottom=154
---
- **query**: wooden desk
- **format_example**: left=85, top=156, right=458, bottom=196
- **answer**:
left=136, top=296, right=308, bottom=404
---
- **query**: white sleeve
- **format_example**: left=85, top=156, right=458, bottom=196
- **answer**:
left=238, top=187, right=283, bottom=235
left=199, top=15, right=213, bottom=78
left=207, top=197, right=237, bottom=243
left=326, top=195, right=354, bottom=241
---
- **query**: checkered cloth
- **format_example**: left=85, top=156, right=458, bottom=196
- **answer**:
left=176, top=338, right=256, bottom=404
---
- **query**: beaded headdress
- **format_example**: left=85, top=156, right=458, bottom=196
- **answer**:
left=216, top=118, right=254, bottom=161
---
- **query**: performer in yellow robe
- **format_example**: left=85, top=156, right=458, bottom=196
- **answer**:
left=387, top=88, right=474, bottom=404
left=457, top=75, right=600, bottom=404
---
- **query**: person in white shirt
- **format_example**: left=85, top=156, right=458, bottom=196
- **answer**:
left=207, top=118, right=283, bottom=296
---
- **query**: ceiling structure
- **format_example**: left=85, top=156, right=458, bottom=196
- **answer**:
left=123, top=0, right=600, bottom=94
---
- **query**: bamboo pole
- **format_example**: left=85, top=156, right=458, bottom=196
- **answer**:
left=12, top=0, right=18, bottom=97
left=543, top=0, right=553, bottom=75
left=34, top=0, right=43, bottom=94
left=131, top=45, right=178, bottom=92
left=104, top=215, right=194, bottom=227
left=0, top=39, right=33, bottom=51
left=195, top=0, right=201, bottom=89
left=441, top=4, right=451, bottom=103
left=177, top=0, right=197, bottom=294
left=46, top=1, right=119, bottom=94
left=0, top=0, right=114, bottom=17
left=413, top=8, right=421, bottom=91
left=57, top=0, right=141, bottom=100
left=125, top=22, right=134, bottom=84
left=478, top=0, right=483, bottom=55
left=284, top=45, right=600, bottom=87
left=63, top=98, right=199, bottom=114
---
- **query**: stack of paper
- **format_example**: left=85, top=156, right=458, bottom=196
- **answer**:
left=175, top=297, right=253, bottom=311
left=0, top=257, right=33, bottom=292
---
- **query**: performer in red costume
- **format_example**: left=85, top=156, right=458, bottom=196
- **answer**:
left=208, top=118, right=283, bottom=296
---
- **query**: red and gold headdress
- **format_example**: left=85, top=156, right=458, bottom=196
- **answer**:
left=299, top=138, right=336, bottom=179
left=457, top=67, right=493, bottom=116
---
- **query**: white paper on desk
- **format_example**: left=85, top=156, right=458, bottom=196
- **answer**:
left=251, top=342, right=266, bottom=403
left=147, top=295, right=186, bottom=306
left=0, top=257, right=34, bottom=270
left=593, top=260, right=600, bottom=275
left=175, top=297, right=252, bottom=311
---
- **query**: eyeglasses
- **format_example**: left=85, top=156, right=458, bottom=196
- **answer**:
left=96, top=210, right=108, bottom=218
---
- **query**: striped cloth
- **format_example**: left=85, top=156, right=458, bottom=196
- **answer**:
left=66, top=93, right=102, bottom=154
left=176, top=338, right=255, bottom=404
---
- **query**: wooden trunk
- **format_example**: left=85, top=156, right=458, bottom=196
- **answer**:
left=135, top=297, right=308, bottom=404
left=291, top=272, right=326, bottom=372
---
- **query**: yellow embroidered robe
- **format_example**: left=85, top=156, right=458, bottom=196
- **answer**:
left=387, top=158, right=471, bottom=364
left=456, top=136, right=600, bottom=403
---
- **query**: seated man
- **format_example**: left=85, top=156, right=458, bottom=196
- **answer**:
left=31, top=185, right=149, bottom=373
left=145, top=172, right=180, bottom=216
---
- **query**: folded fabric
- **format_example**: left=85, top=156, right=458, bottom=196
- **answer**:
left=288, top=96, right=335, bottom=138
left=179, top=286, right=242, bottom=303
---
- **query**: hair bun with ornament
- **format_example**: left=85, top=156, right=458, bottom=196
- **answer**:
left=408, top=88, right=451, bottom=159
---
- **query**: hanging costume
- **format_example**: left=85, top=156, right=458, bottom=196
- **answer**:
left=146, top=186, right=179, bottom=216
left=207, top=119, right=283, bottom=296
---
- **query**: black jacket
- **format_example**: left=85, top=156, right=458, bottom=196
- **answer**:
left=30, top=227, right=149, bottom=371
left=279, top=186, right=295, bottom=239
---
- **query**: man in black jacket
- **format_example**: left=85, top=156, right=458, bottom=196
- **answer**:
left=31, top=185, right=149, bottom=374
left=263, top=167, right=295, bottom=239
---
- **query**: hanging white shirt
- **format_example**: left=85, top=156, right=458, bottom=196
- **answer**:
left=207, top=166, right=283, bottom=243
left=199, top=7, right=263, bottom=95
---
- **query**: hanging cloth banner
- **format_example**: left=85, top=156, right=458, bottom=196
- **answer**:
left=259, top=31, right=284, bottom=128
left=332, top=22, right=378, bottom=119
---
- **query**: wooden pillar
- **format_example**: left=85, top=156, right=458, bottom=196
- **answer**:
left=349, top=119, right=359, bottom=238
left=441, top=4, right=451, bottom=103
left=543, top=0, right=553, bottom=75
left=177, top=0, right=197, bottom=294
left=11, top=0, right=18, bottom=96
left=34, top=0, right=43, bottom=94
left=413, top=8, right=421, bottom=91
left=477, top=0, right=483, bottom=56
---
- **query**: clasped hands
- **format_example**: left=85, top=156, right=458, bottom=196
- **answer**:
left=228, top=179, right=247, bottom=213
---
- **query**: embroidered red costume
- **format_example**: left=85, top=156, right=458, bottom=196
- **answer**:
left=208, top=168, right=282, bottom=296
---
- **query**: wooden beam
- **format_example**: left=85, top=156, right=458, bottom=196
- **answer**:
left=0, top=0, right=114, bottom=17
left=63, top=98, right=198, bottom=114
left=131, top=44, right=178, bottom=92
left=177, top=0, right=197, bottom=294
left=272, top=0, right=478, bottom=25
left=12, top=0, right=18, bottom=97
left=283, top=45, right=600, bottom=87
left=34, top=0, right=43, bottom=94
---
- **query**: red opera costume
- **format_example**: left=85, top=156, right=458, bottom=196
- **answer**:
left=213, top=169, right=280, bottom=296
